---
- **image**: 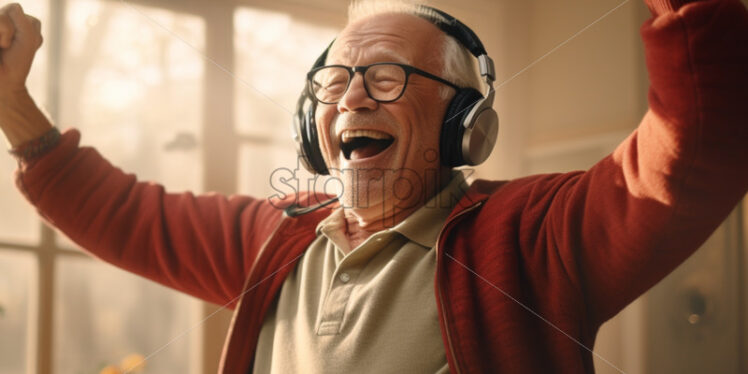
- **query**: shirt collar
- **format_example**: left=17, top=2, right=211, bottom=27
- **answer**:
left=392, top=170, right=468, bottom=248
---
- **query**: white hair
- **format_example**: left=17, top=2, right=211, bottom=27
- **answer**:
left=345, top=0, right=483, bottom=99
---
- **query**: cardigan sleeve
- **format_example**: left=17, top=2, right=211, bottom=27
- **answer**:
left=547, top=0, right=748, bottom=325
left=14, top=128, right=285, bottom=308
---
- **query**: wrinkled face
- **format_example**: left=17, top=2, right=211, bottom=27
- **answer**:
left=315, top=13, right=452, bottom=219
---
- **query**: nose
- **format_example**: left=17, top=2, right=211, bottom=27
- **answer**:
left=337, top=72, right=377, bottom=113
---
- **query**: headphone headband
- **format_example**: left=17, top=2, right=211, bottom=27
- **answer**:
left=416, top=6, right=487, bottom=57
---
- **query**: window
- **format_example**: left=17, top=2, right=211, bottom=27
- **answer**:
left=0, top=251, right=35, bottom=374
left=234, top=6, right=337, bottom=197
left=0, top=1, right=340, bottom=373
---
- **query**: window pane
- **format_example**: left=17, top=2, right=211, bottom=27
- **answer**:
left=57, top=0, right=206, bottom=250
left=0, top=156, right=41, bottom=244
left=54, top=257, right=197, bottom=374
left=59, top=0, right=205, bottom=192
left=0, top=250, right=36, bottom=374
left=0, top=0, right=49, bottom=244
left=234, top=7, right=337, bottom=140
left=239, top=142, right=299, bottom=198
left=234, top=7, right=338, bottom=198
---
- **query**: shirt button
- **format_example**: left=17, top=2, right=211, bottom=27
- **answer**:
left=339, top=272, right=351, bottom=283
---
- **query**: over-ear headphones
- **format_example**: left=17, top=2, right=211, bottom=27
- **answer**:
left=292, top=5, right=499, bottom=175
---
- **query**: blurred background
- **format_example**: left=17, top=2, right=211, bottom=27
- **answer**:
left=0, top=0, right=745, bottom=373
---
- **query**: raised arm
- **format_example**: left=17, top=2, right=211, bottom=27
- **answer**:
left=547, top=0, right=748, bottom=325
left=0, top=3, right=284, bottom=307
left=0, top=3, right=50, bottom=147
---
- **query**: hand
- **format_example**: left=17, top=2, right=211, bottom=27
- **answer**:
left=0, top=3, right=42, bottom=96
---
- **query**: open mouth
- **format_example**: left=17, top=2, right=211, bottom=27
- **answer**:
left=340, top=129, right=395, bottom=161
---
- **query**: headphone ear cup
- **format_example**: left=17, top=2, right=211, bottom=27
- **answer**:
left=440, top=88, right=484, bottom=167
left=302, top=103, right=329, bottom=175
left=295, top=42, right=333, bottom=175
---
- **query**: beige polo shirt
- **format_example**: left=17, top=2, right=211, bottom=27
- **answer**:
left=252, top=171, right=468, bottom=374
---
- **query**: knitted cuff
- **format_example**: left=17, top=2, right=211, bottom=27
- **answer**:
left=647, top=0, right=701, bottom=14
left=8, top=127, right=62, bottom=162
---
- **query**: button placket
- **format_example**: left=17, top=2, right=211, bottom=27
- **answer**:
left=315, top=232, right=394, bottom=336
left=316, top=267, right=360, bottom=336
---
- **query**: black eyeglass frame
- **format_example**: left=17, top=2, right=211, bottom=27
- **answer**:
left=306, top=62, right=461, bottom=104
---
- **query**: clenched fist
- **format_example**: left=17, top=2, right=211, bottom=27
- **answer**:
left=0, top=2, right=42, bottom=95
left=0, top=3, right=49, bottom=149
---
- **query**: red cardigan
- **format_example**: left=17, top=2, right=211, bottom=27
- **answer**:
left=14, top=0, right=747, bottom=372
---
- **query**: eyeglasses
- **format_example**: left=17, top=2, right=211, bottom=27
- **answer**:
left=306, top=62, right=460, bottom=104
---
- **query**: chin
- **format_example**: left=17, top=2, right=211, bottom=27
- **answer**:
left=337, top=172, right=389, bottom=211
left=341, top=167, right=430, bottom=226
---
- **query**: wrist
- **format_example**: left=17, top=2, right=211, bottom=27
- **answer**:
left=0, top=89, right=54, bottom=148
left=8, top=127, right=61, bottom=162
left=0, top=86, right=32, bottom=103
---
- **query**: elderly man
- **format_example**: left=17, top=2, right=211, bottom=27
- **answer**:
left=1, top=0, right=747, bottom=373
